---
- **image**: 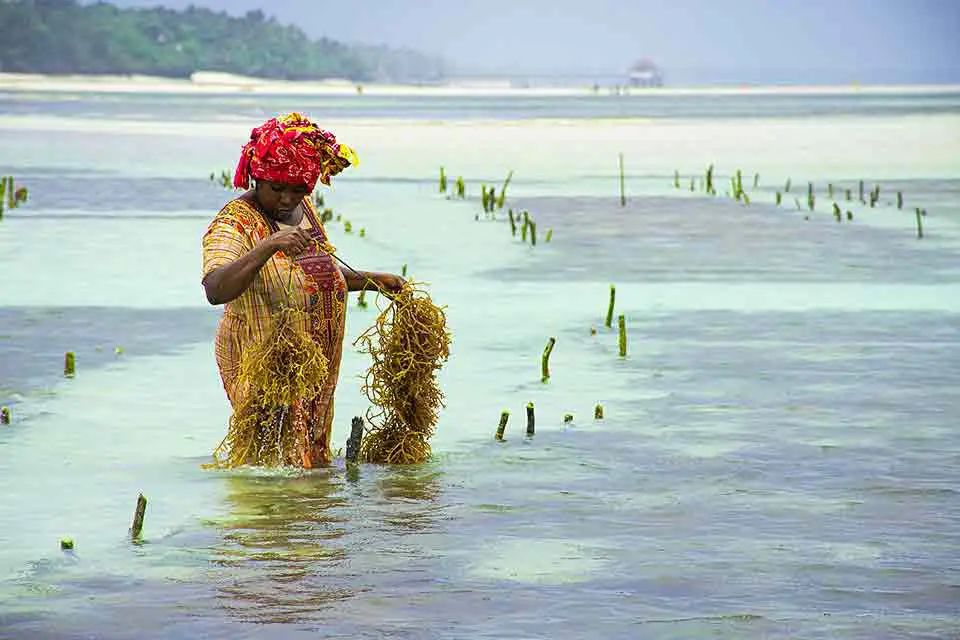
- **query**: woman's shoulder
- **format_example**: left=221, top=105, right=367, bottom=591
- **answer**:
left=210, top=197, right=269, bottom=236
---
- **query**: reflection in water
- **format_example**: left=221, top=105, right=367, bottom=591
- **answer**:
left=207, top=464, right=446, bottom=625
left=210, top=470, right=351, bottom=624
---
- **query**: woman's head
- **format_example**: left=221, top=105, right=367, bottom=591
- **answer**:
left=233, top=112, right=357, bottom=196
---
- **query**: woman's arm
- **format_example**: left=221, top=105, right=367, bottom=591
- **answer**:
left=339, top=267, right=405, bottom=294
left=203, top=227, right=312, bottom=305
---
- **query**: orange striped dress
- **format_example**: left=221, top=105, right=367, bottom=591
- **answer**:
left=201, top=196, right=346, bottom=467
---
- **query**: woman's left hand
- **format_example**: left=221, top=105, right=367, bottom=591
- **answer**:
left=373, top=273, right=406, bottom=295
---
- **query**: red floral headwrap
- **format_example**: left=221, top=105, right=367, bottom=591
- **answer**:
left=233, top=112, right=358, bottom=191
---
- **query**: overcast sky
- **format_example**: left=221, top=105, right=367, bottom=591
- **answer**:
left=102, top=0, right=959, bottom=84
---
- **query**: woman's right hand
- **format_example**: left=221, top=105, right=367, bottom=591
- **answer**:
left=265, top=227, right=312, bottom=256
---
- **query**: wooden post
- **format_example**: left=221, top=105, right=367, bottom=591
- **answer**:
left=753, top=173, right=759, bottom=189
left=807, top=183, right=815, bottom=211
left=828, top=183, right=834, bottom=199
left=439, top=166, right=447, bottom=193
left=897, top=191, right=903, bottom=210
left=618, top=315, right=627, bottom=358
left=785, top=178, right=791, bottom=193
left=541, top=337, right=556, bottom=383
left=130, top=493, right=147, bottom=541
left=530, top=221, right=537, bottom=246
left=859, top=180, right=865, bottom=203
left=672, top=168, right=679, bottom=190
left=833, top=203, right=842, bottom=222
left=497, top=170, right=513, bottom=209
left=521, top=211, right=529, bottom=242
left=64, top=352, right=76, bottom=378
left=594, top=404, right=604, bottom=420
left=495, top=411, right=509, bottom=441
left=346, top=416, right=364, bottom=463
left=776, top=192, right=782, bottom=206
left=619, top=154, right=626, bottom=206
left=915, top=207, right=924, bottom=239
left=1, top=406, right=9, bottom=425
left=605, top=285, right=616, bottom=328
left=526, top=403, right=535, bottom=437
left=508, top=209, right=517, bottom=236
left=706, top=164, right=714, bottom=194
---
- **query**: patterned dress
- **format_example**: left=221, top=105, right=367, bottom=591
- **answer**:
left=202, top=196, right=346, bottom=467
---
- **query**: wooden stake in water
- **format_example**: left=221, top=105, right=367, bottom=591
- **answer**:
left=833, top=203, right=842, bottom=222
left=605, top=285, right=616, bottom=329
left=706, top=164, right=714, bottom=195
left=618, top=315, right=627, bottom=358
left=846, top=188, right=852, bottom=201
left=776, top=192, right=782, bottom=206
left=870, top=185, right=880, bottom=208
left=753, top=173, right=759, bottom=189
left=673, top=168, right=679, bottom=190
left=64, top=352, right=76, bottom=378
left=456, top=176, right=466, bottom=199
left=541, top=337, right=557, bottom=383
left=508, top=209, right=517, bottom=236
left=130, top=493, right=147, bottom=542
left=545, top=228, right=553, bottom=243
left=530, top=221, right=537, bottom=246
left=495, top=411, right=509, bottom=441
left=620, top=154, right=627, bottom=206
left=346, top=416, right=364, bottom=463
left=915, top=207, right=924, bottom=239
left=785, top=178, right=792, bottom=193
left=439, top=167, right=447, bottom=193
left=497, top=170, right=513, bottom=209
left=897, top=191, right=903, bottom=210
left=859, top=180, right=865, bottom=203
left=807, top=183, right=815, bottom=211
left=1, top=406, right=9, bottom=425
left=828, top=183, right=834, bottom=199
left=594, top=404, right=604, bottom=420
left=526, top=402, right=535, bottom=437
left=521, top=213, right=529, bottom=242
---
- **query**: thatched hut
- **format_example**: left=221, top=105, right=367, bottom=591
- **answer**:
left=628, top=59, right=663, bottom=87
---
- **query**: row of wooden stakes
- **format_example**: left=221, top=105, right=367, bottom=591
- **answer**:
left=674, top=165, right=928, bottom=238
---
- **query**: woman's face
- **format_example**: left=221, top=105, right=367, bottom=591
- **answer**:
left=255, top=181, right=310, bottom=217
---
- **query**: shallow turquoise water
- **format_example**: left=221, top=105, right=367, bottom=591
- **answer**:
left=1, top=94, right=959, bottom=638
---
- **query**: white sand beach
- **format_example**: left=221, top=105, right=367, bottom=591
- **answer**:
left=2, top=71, right=959, bottom=97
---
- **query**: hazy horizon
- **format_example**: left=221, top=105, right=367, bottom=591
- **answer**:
left=89, top=0, right=959, bottom=85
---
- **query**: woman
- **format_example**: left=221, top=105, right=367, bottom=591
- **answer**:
left=202, top=112, right=403, bottom=467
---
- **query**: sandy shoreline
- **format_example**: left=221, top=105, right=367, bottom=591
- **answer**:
left=1, top=71, right=958, bottom=98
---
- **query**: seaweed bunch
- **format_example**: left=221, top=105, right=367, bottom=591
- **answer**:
left=355, top=281, right=450, bottom=464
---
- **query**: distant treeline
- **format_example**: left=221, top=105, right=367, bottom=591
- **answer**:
left=0, top=0, right=446, bottom=83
